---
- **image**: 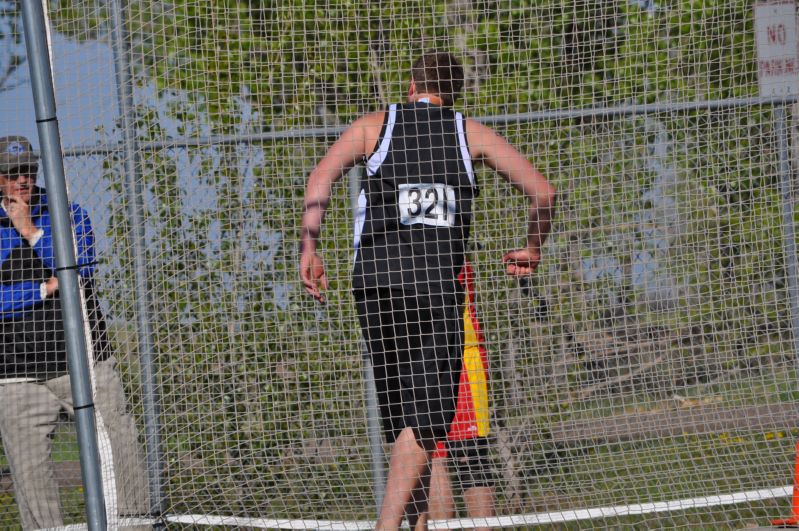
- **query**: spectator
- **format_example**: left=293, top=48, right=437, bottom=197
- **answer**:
left=0, top=136, right=149, bottom=529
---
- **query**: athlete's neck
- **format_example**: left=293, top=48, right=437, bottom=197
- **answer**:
left=409, top=93, right=444, bottom=106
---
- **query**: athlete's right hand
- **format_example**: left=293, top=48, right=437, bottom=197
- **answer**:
left=300, top=251, right=328, bottom=304
left=502, top=247, right=542, bottom=276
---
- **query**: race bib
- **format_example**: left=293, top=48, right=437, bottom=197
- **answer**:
left=398, top=183, right=456, bottom=227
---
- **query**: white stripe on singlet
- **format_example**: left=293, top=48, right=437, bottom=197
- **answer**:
left=352, top=188, right=367, bottom=262
left=455, top=112, right=475, bottom=187
left=365, top=104, right=398, bottom=177
left=356, top=105, right=398, bottom=261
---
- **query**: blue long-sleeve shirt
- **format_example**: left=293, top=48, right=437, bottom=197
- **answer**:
left=0, top=185, right=109, bottom=379
left=0, top=186, right=96, bottom=319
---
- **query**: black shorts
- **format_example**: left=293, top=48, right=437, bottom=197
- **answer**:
left=355, top=287, right=464, bottom=444
left=446, top=437, right=495, bottom=489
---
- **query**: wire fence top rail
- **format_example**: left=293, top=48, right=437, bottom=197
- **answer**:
left=60, top=94, right=799, bottom=158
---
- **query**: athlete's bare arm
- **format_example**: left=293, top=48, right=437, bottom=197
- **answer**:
left=465, top=118, right=556, bottom=276
left=300, top=111, right=384, bottom=303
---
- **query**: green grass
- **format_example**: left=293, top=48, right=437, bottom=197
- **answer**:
left=1, top=379, right=796, bottom=529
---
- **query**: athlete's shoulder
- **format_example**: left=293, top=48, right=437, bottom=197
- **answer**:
left=350, top=110, right=390, bottom=158
left=464, top=117, right=506, bottom=159
left=463, top=116, right=495, bottom=136
left=354, top=110, right=386, bottom=126
left=347, top=110, right=386, bottom=136
left=335, top=111, right=387, bottom=159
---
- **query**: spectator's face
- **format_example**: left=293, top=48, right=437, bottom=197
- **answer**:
left=0, top=165, right=36, bottom=204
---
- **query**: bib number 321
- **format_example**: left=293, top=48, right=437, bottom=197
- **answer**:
left=398, top=183, right=456, bottom=227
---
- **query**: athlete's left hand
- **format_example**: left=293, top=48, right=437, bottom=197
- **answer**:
left=502, top=247, right=541, bottom=276
left=300, top=251, right=328, bottom=304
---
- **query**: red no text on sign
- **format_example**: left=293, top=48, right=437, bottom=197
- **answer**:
left=754, top=0, right=799, bottom=96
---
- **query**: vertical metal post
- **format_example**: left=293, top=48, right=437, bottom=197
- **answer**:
left=363, top=342, right=386, bottom=514
left=107, top=0, right=165, bottom=516
left=777, top=106, right=799, bottom=364
left=349, top=165, right=385, bottom=513
left=19, top=1, right=106, bottom=529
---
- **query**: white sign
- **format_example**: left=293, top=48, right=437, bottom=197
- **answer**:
left=754, top=0, right=799, bottom=96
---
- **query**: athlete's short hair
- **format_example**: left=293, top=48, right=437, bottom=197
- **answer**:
left=411, top=52, right=464, bottom=106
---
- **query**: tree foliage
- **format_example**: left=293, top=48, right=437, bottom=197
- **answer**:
left=0, top=0, right=27, bottom=93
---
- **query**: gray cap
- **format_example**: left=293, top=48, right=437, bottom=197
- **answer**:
left=0, top=136, right=39, bottom=174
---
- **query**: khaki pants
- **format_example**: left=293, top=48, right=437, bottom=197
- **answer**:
left=0, top=357, right=150, bottom=530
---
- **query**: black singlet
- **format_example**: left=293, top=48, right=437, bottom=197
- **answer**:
left=352, top=101, right=478, bottom=295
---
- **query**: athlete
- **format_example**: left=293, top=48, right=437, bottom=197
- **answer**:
left=427, top=261, right=495, bottom=531
left=300, top=52, right=556, bottom=531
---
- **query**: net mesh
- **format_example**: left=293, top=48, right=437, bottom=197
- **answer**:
left=0, top=0, right=798, bottom=529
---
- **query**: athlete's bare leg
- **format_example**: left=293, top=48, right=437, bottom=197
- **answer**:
left=426, top=455, right=495, bottom=531
left=376, top=427, right=432, bottom=531
left=464, top=486, right=495, bottom=531
left=408, top=464, right=431, bottom=531
left=427, top=457, right=455, bottom=522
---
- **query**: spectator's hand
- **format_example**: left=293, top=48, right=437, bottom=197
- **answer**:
left=4, top=195, right=37, bottom=241
left=300, top=250, right=328, bottom=304
left=502, top=247, right=542, bottom=276
left=44, top=276, right=59, bottom=298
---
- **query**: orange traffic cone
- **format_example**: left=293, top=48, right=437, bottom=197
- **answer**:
left=773, top=441, right=799, bottom=527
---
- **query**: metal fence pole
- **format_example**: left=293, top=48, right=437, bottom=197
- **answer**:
left=19, top=1, right=106, bottom=529
left=776, top=106, right=799, bottom=368
left=107, top=0, right=166, bottom=518
left=362, top=341, right=385, bottom=514
left=349, top=165, right=386, bottom=513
